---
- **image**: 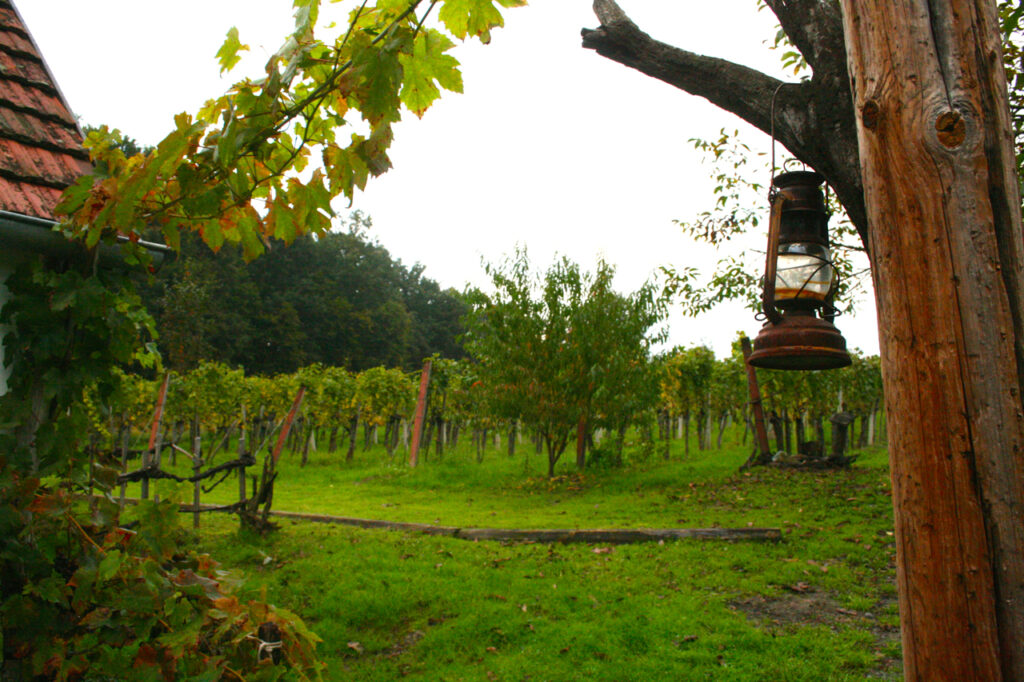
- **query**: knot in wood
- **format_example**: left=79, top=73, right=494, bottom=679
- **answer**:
left=861, top=100, right=880, bottom=130
left=935, top=110, right=966, bottom=148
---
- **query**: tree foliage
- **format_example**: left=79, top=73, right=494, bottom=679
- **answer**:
left=140, top=211, right=468, bottom=374
left=57, top=0, right=525, bottom=262
left=463, top=251, right=666, bottom=476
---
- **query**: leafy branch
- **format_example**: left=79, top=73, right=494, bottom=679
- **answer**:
left=56, top=0, right=525, bottom=261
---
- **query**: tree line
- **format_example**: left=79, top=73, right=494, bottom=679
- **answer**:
left=135, top=211, right=467, bottom=375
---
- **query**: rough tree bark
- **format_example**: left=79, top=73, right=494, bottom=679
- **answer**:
left=584, top=0, right=1024, bottom=678
left=841, top=2, right=1024, bottom=678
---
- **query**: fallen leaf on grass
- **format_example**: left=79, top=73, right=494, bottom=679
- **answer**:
left=347, top=641, right=364, bottom=654
left=784, top=582, right=812, bottom=593
left=592, top=547, right=613, bottom=555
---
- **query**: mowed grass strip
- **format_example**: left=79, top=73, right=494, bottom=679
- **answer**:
left=149, top=431, right=901, bottom=680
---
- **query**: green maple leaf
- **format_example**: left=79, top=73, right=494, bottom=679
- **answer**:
left=351, top=40, right=404, bottom=125
left=439, top=0, right=525, bottom=44
left=400, top=30, right=463, bottom=117
left=323, top=142, right=370, bottom=198
left=215, top=27, right=249, bottom=74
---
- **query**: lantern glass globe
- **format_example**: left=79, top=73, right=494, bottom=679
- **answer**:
left=774, top=242, right=832, bottom=303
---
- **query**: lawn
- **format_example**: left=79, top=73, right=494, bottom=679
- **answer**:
left=142, top=428, right=901, bottom=680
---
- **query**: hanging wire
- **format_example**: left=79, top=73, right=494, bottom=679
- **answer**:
left=769, top=82, right=787, bottom=201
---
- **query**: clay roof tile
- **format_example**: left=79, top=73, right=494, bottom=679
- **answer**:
left=0, top=1, right=92, bottom=221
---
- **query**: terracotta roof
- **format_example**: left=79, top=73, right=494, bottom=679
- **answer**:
left=0, top=1, right=91, bottom=221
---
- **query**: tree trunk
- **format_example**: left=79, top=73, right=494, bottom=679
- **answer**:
left=682, top=413, right=690, bottom=459
left=345, top=411, right=359, bottom=463
left=769, top=412, right=784, bottom=454
left=508, top=421, right=517, bottom=458
left=660, top=410, right=671, bottom=460
left=434, top=418, right=444, bottom=458
left=782, top=409, right=793, bottom=455
left=716, top=412, right=728, bottom=449
left=576, top=417, right=587, bottom=469
left=695, top=409, right=707, bottom=450
left=841, top=2, right=1024, bottom=677
left=300, top=425, right=312, bottom=467
left=614, top=422, right=627, bottom=466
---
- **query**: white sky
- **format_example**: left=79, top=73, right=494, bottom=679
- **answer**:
left=20, top=0, right=879, bottom=358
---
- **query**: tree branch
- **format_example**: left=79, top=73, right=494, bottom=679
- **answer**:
left=582, top=0, right=788, bottom=137
left=581, top=0, right=868, bottom=245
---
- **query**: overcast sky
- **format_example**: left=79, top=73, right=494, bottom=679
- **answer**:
left=20, top=0, right=880, bottom=357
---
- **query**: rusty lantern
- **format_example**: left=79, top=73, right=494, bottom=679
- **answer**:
left=748, top=170, right=852, bottom=371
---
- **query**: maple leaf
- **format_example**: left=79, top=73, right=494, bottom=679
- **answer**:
left=439, top=0, right=525, bottom=44
left=351, top=39, right=404, bottom=125
left=400, top=30, right=463, bottom=117
left=216, top=27, right=250, bottom=74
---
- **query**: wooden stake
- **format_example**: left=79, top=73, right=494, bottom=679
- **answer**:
left=409, top=359, right=432, bottom=467
left=192, top=435, right=201, bottom=530
left=740, top=336, right=772, bottom=466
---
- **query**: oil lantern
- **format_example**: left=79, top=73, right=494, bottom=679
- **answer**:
left=747, top=170, right=851, bottom=370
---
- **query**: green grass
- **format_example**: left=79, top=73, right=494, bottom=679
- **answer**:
left=140, top=428, right=901, bottom=680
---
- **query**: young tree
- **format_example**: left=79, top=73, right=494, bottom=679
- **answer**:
left=463, top=251, right=664, bottom=477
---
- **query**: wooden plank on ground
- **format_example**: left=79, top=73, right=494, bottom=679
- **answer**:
left=157, top=500, right=782, bottom=543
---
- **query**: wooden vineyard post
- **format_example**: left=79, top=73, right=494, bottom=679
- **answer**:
left=192, top=434, right=201, bottom=530
left=142, top=372, right=171, bottom=501
left=740, top=336, right=772, bottom=467
left=118, top=425, right=130, bottom=507
left=409, top=359, right=432, bottom=468
left=839, top=2, right=1024, bottom=678
left=238, top=407, right=247, bottom=506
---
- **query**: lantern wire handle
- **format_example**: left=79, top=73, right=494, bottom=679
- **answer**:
left=761, top=190, right=788, bottom=325
left=769, top=82, right=787, bottom=200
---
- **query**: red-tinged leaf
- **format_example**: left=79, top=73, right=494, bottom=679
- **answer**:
left=267, top=203, right=298, bottom=245
left=199, top=220, right=225, bottom=253
left=212, top=596, right=240, bottom=612
left=237, top=209, right=266, bottom=262
left=134, top=644, right=160, bottom=668
left=399, top=30, right=462, bottom=116
left=27, top=493, right=61, bottom=514
left=350, top=40, right=403, bottom=125
left=219, top=216, right=241, bottom=243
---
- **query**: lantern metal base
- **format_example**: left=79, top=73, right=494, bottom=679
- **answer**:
left=748, top=314, right=852, bottom=371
